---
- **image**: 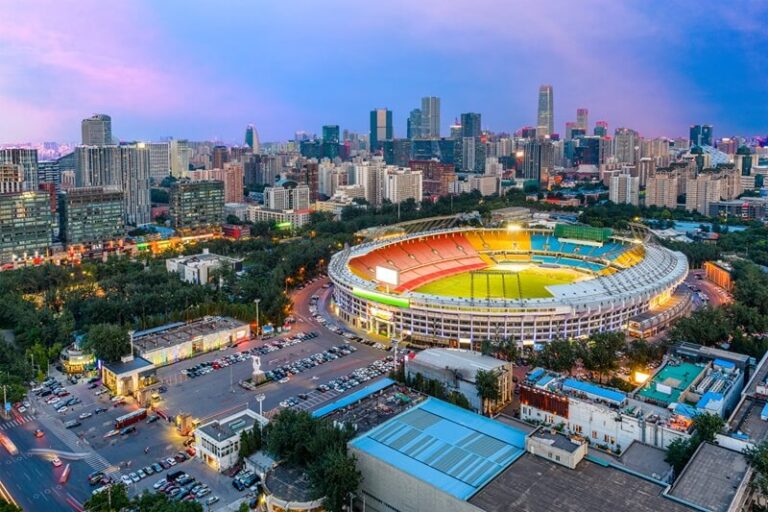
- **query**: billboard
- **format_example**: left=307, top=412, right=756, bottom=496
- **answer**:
left=375, top=266, right=400, bottom=286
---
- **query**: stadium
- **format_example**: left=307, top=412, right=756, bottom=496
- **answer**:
left=328, top=224, right=690, bottom=346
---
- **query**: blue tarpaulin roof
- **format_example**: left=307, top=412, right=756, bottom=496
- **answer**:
left=713, top=358, right=736, bottom=369
left=674, top=403, right=698, bottom=418
left=351, top=398, right=526, bottom=500
left=696, top=391, right=724, bottom=410
left=312, top=378, right=395, bottom=418
left=562, top=378, right=626, bottom=405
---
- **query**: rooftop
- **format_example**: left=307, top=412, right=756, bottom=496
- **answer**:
left=132, top=316, right=247, bottom=354
left=350, top=397, right=526, bottom=500
left=637, top=361, right=706, bottom=406
left=320, top=381, right=423, bottom=435
left=669, top=443, right=750, bottom=512
left=616, top=442, right=674, bottom=482
left=103, top=356, right=154, bottom=376
left=168, top=250, right=242, bottom=267
left=530, top=429, right=582, bottom=453
left=728, top=397, right=768, bottom=444
left=312, top=378, right=404, bottom=418
left=468, top=452, right=692, bottom=512
left=409, top=349, right=511, bottom=382
left=198, top=409, right=262, bottom=443
left=264, top=464, right=315, bottom=503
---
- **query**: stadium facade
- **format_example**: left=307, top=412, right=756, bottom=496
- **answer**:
left=328, top=225, right=688, bottom=346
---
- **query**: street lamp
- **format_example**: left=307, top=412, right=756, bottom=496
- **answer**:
left=253, top=299, right=261, bottom=342
left=255, top=394, right=266, bottom=430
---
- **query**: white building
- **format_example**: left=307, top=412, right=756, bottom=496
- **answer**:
left=264, top=182, right=310, bottom=211
left=166, top=249, right=243, bottom=285
left=195, top=408, right=267, bottom=472
left=609, top=173, right=639, bottom=206
left=383, top=167, right=422, bottom=204
left=246, top=204, right=311, bottom=228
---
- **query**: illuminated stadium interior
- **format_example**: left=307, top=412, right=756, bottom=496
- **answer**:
left=329, top=225, right=689, bottom=346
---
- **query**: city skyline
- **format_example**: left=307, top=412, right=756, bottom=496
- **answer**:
left=1, top=1, right=767, bottom=143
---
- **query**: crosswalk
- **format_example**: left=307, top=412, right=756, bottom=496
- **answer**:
left=0, top=415, right=34, bottom=431
left=35, top=408, right=116, bottom=474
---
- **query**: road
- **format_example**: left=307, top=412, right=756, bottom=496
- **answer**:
left=684, top=269, right=733, bottom=309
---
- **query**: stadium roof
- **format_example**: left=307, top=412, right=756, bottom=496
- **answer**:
left=350, top=397, right=526, bottom=500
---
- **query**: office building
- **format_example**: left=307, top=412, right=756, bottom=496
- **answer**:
left=58, top=186, right=125, bottom=245
left=409, top=160, right=456, bottom=197
left=421, top=96, right=441, bottom=138
left=244, top=124, right=260, bottom=152
left=594, top=121, right=608, bottom=137
left=370, top=108, right=393, bottom=152
left=166, top=249, right=243, bottom=285
left=0, top=191, right=52, bottom=263
left=264, top=181, right=311, bottom=211
left=382, top=139, right=412, bottom=167
left=147, top=142, right=170, bottom=182
left=460, top=137, right=486, bottom=173
left=469, top=175, right=499, bottom=197
left=522, top=138, right=554, bottom=184
left=690, top=124, right=713, bottom=147
left=169, top=139, right=190, bottom=178
left=322, top=125, right=340, bottom=144
left=576, top=108, right=588, bottom=131
left=169, top=180, right=224, bottom=231
left=609, top=174, right=640, bottom=205
left=0, top=164, right=24, bottom=194
left=407, top=109, right=423, bottom=140
left=536, top=85, right=554, bottom=137
left=645, top=171, right=679, bottom=209
left=81, top=114, right=112, bottom=146
left=0, top=148, right=39, bottom=190
left=383, top=167, right=422, bottom=204
left=212, top=145, right=229, bottom=170
left=74, top=145, right=121, bottom=187
left=460, top=113, right=482, bottom=138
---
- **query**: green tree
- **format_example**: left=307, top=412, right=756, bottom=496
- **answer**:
left=665, top=437, right=695, bottom=476
left=83, top=483, right=131, bottom=511
left=479, top=339, right=493, bottom=356
left=475, top=369, right=501, bottom=415
left=132, top=491, right=203, bottom=511
left=666, top=307, right=732, bottom=347
left=83, top=323, right=130, bottom=363
left=535, top=338, right=579, bottom=375
left=309, top=449, right=362, bottom=512
left=582, top=332, right=625, bottom=383
left=0, top=503, right=22, bottom=512
left=745, top=440, right=768, bottom=495
left=665, top=413, right=725, bottom=477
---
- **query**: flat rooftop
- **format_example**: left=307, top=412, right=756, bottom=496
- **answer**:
left=530, top=429, right=581, bottom=453
left=409, top=348, right=510, bottom=380
left=637, top=361, right=706, bottom=405
left=351, top=397, right=526, bottom=500
left=729, top=397, right=768, bottom=443
left=264, top=464, right=315, bottom=503
left=198, top=410, right=258, bottom=443
left=132, top=316, right=246, bottom=354
left=469, top=453, right=692, bottom=512
left=103, top=356, right=154, bottom=376
left=312, top=378, right=405, bottom=418
left=320, top=381, right=423, bottom=435
left=617, top=442, right=673, bottom=482
left=669, top=443, right=749, bottom=512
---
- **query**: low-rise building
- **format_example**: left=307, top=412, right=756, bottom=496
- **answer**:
left=131, top=316, right=250, bottom=366
left=195, top=408, right=267, bottom=472
left=405, top=348, right=514, bottom=412
left=101, top=355, right=157, bottom=397
left=703, top=260, right=734, bottom=291
left=165, top=249, right=243, bottom=285
left=246, top=204, right=311, bottom=228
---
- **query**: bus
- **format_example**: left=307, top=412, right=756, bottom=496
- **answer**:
left=114, top=408, right=147, bottom=429
left=0, top=433, right=18, bottom=456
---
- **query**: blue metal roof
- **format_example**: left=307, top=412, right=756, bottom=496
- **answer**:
left=761, top=403, right=768, bottom=421
left=713, top=358, right=736, bottom=370
left=350, top=397, right=526, bottom=500
left=562, top=378, right=626, bottom=405
left=696, top=391, right=723, bottom=410
left=312, top=378, right=395, bottom=418
left=528, top=368, right=545, bottom=381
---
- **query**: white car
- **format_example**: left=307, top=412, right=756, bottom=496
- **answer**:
left=166, top=457, right=177, bottom=467
left=153, top=478, right=167, bottom=490
left=79, top=412, right=92, bottom=420
left=56, top=406, right=68, bottom=413
left=121, top=475, right=133, bottom=486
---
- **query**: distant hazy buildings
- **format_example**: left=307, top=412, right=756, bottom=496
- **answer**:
left=81, top=114, right=112, bottom=146
left=421, top=96, right=440, bottom=138
left=536, top=85, right=554, bottom=137
left=244, top=124, right=260, bottom=153
left=147, top=142, right=170, bottom=182
left=690, top=124, right=713, bottom=147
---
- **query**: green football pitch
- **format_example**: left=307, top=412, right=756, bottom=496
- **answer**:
left=413, top=265, right=584, bottom=299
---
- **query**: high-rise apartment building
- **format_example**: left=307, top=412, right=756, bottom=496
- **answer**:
left=645, top=171, right=679, bottom=209
left=0, top=191, right=52, bottom=263
left=369, top=108, right=393, bottom=152
left=222, top=162, right=244, bottom=204
left=74, top=145, right=122, bottom=187
left=576, top=108, right=588, bottom=132
left=212, top=145, right=229, bottom=170
left=0, top=148, right=39, bottom=190
left=58, top=186, right=125, bottom=245
left=120, top=144, right=151, bottom=226
left=169, top=180, right=224, bottom=231
left=264, top=182, right=311, bottom=211
left=383, top=168, right=422, bottom=204
left=81, top=114, right=112, bottom=146
left=686, top=172, right=722, bottom=214
left=460, top=113, right=482, bottom=138
left=609, top=174, right=639, bottom=205
left=690, top=124, right=713, bottom=147
left=409, top=160, right=456, bottom=197
left=613, top=128, right=639, bottom=165
left=244, top=125, right=260, bottom=152
left=147, top=142, right=170, bottom=182
left=170, top=140, right=190, bottom=178
left=536, top=85, right=554, bottom=137
left=421, top=96, right=440, bottom=138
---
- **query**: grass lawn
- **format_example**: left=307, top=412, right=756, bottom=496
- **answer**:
left=413, top=265, right=584, bottom=299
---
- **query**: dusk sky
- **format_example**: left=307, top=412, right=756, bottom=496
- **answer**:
left=1, top=0, right=766, bottom=143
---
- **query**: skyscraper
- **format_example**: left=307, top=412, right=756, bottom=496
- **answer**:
left=460, top=113, right=481, bottom=138
left=536, top=85, right=554, bottom=137
left=0, top=148, right=38, bottom=190
left=212, top=145, right=229, bottom=170
left=81, top=114, right=112, bottom=146
left=169, top=140, right=190, bottom=178
left=369, top=108, right=393, bottom=152
left=614, top=127, right=639, bottom=165
left=420, top=96, right=440, bottom=138
left=244, top=125, right=260, bottom=153
left=690, top=124, right=713, bottom=147
left=576, top=108, right=589, bottom=131
left=594, top=121, right=608, bottom=137
left=322, top=125, right=340, bottom=144
left=407, top=109, right=422, bottom=140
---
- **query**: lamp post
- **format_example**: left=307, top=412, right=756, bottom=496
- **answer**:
left=255, top=394, right=266, bottom=430
left=253, top=299, right=261, bottom=343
